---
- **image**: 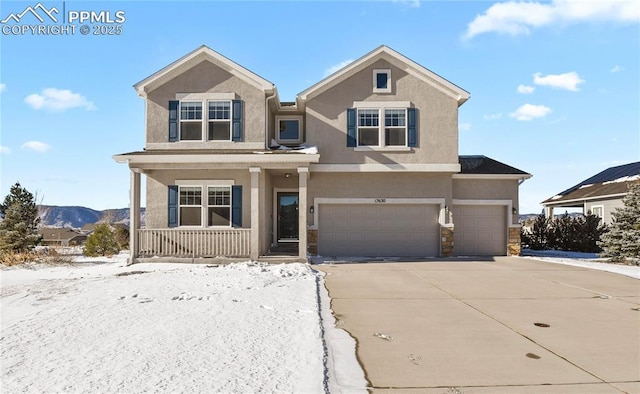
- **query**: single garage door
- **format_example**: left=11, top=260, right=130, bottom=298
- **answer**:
left=453, top=205, right=506, bottom=256
left=318, top=204, right=440, bottom=257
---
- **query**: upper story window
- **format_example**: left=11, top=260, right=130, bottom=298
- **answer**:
left=179, top=100, right=232, bottom=141
left=169, top=96, right=243, bottom=143
left=356, top=108, right=407, bottom=147
left=373, top=69, right=391, bottom=93
left=275, top=115, right=303, bottom=144
left=347, top=101, right=416, bottom=148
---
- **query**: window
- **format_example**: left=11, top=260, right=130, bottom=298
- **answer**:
left=208, top=186, right=231, bottom=226
left=357, top=109, right=379, bottom=146
left=178, top=100, right=232, bottom=141
left=275, top=116, right=302, bottom=144
left=591, top=206, right=603, bottom=220
left=180, top=102, right=203, bottom=140
left=208, top=101, right=231, bottom=140
left=356, top=108, right=407, bottom=147
left=373, top=69, right=391, bottom=93
left=385, top=109, right=406, bottom=146
left=179, top=186, right=202, bottom=226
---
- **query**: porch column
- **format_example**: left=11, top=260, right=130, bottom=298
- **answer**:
left=128, top=169, right=141, bottom=265
left=297, top=167, right=309, bottom=260
left=545, top=206, right=554, bottom=219
left=250, top=167, right=261, bottom=260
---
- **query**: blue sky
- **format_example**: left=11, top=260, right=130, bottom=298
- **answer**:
left=1, top=0, right=638, bottom=214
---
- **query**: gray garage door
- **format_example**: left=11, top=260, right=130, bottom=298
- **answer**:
left=318, top=204, right=440, bottom=257
left=453, top=205, right=506, bottom=256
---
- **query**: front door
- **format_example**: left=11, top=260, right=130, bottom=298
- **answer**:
left=277, top=193, right=299, bottom=242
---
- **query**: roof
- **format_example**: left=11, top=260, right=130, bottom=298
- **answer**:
left=40, top=228, right=86, bottom=241
left=297, top=45, right=470, bottom=106
left=542, top=161, right=640, bottom=205
left=133, top=45, right=275, bottom=98
left=458, top=155, right=530, bottom=175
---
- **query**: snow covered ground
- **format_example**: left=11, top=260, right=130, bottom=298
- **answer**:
left=0, top=254, right=366, bottom=393
left=522, top=249, right=640, bottom=279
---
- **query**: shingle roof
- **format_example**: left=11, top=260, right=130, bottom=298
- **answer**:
left=459, top=155, right=530, bottom=175
left=542, top=161, right=640, bottom=205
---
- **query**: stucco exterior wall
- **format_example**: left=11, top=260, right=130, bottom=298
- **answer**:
left=307, top=172, right=452, bottom=226
left=145, top=169, right=251, bottom=229
left=305, top=59, right=459, bottom=165
left=453, top=178, right=519, bottom=224
left=145, top=60, right=266, bottom=147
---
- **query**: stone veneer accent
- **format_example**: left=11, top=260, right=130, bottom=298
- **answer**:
left=507, top=226, right=521, bottom=256
left=441, top=226, right=454, bottom=257
left=307, top=229, right=318, bottom=256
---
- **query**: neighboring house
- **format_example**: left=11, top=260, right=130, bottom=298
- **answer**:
left=81, top=223, right=97, bottom=234
left=114, top=45, right=531, bottom=263
left=40, top=228, right=88, bottom=247
left=542, top=161, right=640, bottom=224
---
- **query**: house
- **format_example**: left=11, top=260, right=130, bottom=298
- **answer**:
left=40, top=228, right=88, bottom=247
left=542, top=161, right=640, bottom=224
left=114, top=45, right=531, bottom=264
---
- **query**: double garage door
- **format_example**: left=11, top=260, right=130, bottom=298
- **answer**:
left=453, top=205, right=507, bottom=256
left=318, top=204, right=440, bottom=257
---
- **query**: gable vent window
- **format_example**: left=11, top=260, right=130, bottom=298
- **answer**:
left=373, top=69, right=391, bottom=93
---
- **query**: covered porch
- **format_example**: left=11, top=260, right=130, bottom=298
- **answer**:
left=114, top=150, right=319, bottom=264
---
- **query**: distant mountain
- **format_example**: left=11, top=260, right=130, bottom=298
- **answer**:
left=38, top=205, right=146, bottom=228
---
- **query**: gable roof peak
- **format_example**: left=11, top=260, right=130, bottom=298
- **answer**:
left=134, top=45, right=275, bottom=98
left=297, top=45, right=469, bottom=106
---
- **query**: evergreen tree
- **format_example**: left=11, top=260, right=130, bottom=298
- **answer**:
left=0, top=182, right=42, bottom=252
left=600, top=182, right=640, bottom=262
left=83, top=224, right=120, bottom=256
left=578, top=211, right=607, bottom=253
left=522, top=212, right=550, bottom=250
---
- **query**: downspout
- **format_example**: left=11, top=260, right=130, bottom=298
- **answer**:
left=265, top=86, right=277, bottom=150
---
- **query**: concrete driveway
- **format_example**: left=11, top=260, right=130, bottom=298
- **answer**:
left=315, top=256, right=640, bottom=393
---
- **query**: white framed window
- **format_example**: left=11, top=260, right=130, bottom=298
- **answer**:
left=208, top=101, right=231, bottom=141
left=208, top=186, right=232, bottom=227
left=179, top=100, right=232, bottom=141
left=275, top=115, right=302, bottom=144
left=179, top=186, right=202, bottom=226
left=179, top=102, right=203, bottom=140
left=590, top=205, right=603, bottom=220
left=356, top=108, right=407, bottom=147
left=373, top=69, right=391, bottom=93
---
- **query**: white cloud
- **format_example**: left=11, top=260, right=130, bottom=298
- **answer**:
left=0, top=145, right=11, bottom=154
left=533, top=72, right=584, bottom=91
left=509, top=104, right=552, bottom=121
left=324, top=59, right=354, bottom=77
left=21, top=141, right=52, bottom=152
left=459, top=122, right=472, bottom=131
left=517, top=84, right=535, bottom=94
left=610, top=65, right=624, bottom=73
left=463, top=0, right=639, bottom=39
left=0, top=83, right=6, bottom=93
left=25, top=88, right=96, bottom=112
left=483, top=113, right=503, bottom=120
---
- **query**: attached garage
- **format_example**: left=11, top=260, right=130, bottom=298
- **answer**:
left=453, top=204, right=507, bottom=256
left=317, top=203, right=440, bottom=257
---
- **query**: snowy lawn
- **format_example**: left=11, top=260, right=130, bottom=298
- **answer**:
left=0, top=255, right=357, bottom=393
left=522, top=249, right=640, bottom=279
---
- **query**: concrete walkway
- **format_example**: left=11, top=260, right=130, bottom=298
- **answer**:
left=315, top=257, right=640, bottom=393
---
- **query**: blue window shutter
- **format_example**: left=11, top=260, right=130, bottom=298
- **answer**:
left=407, top=107, right=417, bottom=147
left=346, top=108, right=357, bottom=147
left=232, top=100, right=243, bottom=142
left=231, top=185, right=242, bottom=228
left=168, top=185, right=178, bottom=227
left=168, top=101, right=179, bottom=142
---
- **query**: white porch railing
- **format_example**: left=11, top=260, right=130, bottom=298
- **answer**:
left=137, top=228, right=251, bottom=258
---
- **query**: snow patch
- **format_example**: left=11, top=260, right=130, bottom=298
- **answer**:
left=522, top=249, right=640, bottom=279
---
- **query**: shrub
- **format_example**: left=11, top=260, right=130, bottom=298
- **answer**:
left=521, top=211, right=607, bottom=253
left=83, top=224, right=120, bottom=257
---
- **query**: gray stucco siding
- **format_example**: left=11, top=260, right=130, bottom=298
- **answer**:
left=145, top=60, right=266, bottom=146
